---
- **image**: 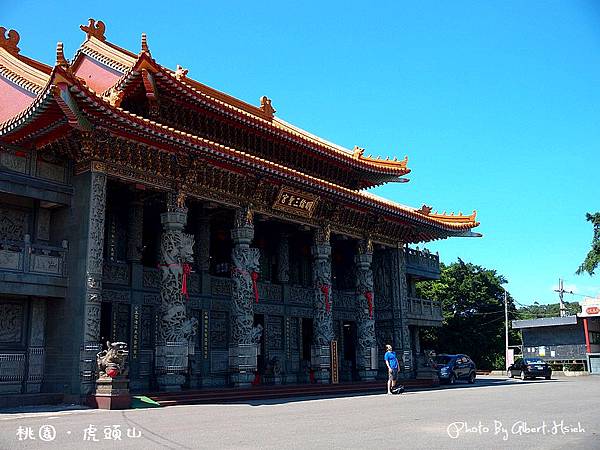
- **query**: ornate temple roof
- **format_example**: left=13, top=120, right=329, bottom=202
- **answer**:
left=0, top=20, right=480, bottom=242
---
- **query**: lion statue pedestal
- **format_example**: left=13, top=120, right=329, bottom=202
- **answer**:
left=89, top=341, right=131, bottom=410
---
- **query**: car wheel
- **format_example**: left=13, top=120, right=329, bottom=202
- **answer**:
left=520, top=370, right=526, bottom=381
left=468, top=372, right=476, bottom=384
left=545, top=375, right=551, bottom=380
left=507, top=370, right=513, bottom=378
left=449, top=374, right=456, bottom=385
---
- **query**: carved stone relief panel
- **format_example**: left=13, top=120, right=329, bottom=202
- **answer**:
left=37, top=160, right=66, bottom=183
left=0, top=206, right=28, bottom=241
left=143, top=268, right=160, bottom=290
left=140, top=306, right=155, bottom=349
left=289, top=317, right=299, bottom=350
left=29, top=301, right=46, bottom=347
left=102, top=263, right=130, bottom=285
left=373, top=251, right=392, bottom=310
left=0, top=301, right=24, bottom=344
left=112, top=303, right=130, bottom=343
left=266, top=315, right=284, bottom=351
left=31, top=254, right=61, bottom=275
left=0, top=150, right=28, bottom=174
left=210, top=311, right=228, bottom=350
left=289, top=286, right=312, bottom=305
left=36, top=208, right=51, bottom=241
left=102, top=289, right=130, bottom=303
left=257, top=282, right=283, bottom=302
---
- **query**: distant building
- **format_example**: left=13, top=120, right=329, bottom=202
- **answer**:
left=512, top=298, right=600, bottom=374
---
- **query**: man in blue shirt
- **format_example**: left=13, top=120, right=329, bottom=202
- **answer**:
left=384, top=344, right=401, bottom=394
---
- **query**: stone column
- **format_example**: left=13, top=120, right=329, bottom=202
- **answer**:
left=392, top=244, right=412, bottom=374
left=229, top=206, right=261, bottom=387
left=355, top=239, right=377, bottom=381
left=79, top=164, right=107, bottom=395
left=155, top=192, right=198, bottom=391
left=311, top=225, right=333, bottom=383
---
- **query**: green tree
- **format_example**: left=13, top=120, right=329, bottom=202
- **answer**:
left=416, top=259, right=519, bottom=370
left=576, top=212, right=600, bottom=276
left=517, top=301, right=579, bottom=319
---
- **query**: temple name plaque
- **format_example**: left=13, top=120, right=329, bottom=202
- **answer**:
left=272, top=187, right=319, bottom=218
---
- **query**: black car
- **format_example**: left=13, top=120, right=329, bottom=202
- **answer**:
left=508, top=358, right=552, bottom=380
left=433, top=354, right=477, bottom=385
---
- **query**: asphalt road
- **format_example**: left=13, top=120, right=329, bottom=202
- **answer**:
left=0, top=375, right=598, bottom=449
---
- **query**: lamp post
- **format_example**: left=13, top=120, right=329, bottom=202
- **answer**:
left=504, top=287, right=509, bottom=371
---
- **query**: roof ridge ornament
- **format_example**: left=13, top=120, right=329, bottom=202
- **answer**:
left=80, top=18, right=106, bottom=42
left=140, top=33, right=150, bottom=56
left=416, top=205, right=433, bottom=215
left=175, top=65, right=188, bottom=81
left=55, top=42, right=69, bottom=68
left=0, top=27, right=20, bottom=55
left=260, top=96, right=275, bottom=119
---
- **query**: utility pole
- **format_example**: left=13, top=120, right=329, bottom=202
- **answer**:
left=554, top=278, right=573, bottom=317
left=504, top=288, right=509, bottom=371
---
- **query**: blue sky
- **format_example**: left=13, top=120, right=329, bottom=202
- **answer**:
left=4, top=1, right=599, bottom=305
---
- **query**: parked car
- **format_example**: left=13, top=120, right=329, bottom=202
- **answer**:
left=507, top=358, right=552, bottom=380
left=433, top=354, right=477, bottom=385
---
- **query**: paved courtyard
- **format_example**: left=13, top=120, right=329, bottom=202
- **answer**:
left=0, top=375, right=598, bottom=449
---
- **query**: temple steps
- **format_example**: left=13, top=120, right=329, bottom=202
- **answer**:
left=145, top=379, right=435, bottom=407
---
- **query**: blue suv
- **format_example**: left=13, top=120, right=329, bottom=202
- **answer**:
left=434, top=354, right=477, bottom=385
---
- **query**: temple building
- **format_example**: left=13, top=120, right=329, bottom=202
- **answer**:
left=0, top=20, right=480, bottom=399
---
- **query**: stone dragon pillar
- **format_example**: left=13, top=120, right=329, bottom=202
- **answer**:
left=229, top=206, right=262, bottom=387
left=79, top=163, right=107, bottom=396
left=311, top=225, right=334, bottom=383
left=155, top=192, right=198, bottom=391
left=355, top=239, right=377, bottom=381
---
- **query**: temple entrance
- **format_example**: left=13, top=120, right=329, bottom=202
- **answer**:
left=342, top=321, right=358, bottom=381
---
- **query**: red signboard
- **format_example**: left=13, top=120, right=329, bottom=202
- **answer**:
left=586, top=306, right=599, bottom=315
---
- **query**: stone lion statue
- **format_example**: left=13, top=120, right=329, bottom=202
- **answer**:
left=96, top=341, right=129, bottom=378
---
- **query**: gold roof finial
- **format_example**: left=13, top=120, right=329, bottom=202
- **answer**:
left=80, top=18, right=106, bottom=41
left=0, top=27, right=20, bottom=55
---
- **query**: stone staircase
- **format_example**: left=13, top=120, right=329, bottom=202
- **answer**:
left=145, top=379, right=435, bottom=407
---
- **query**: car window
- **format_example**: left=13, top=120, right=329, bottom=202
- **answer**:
left=514, top=358, right=522, bottom=366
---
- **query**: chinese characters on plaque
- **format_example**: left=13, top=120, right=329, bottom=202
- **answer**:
left=272, top=187, right=319, bottom=218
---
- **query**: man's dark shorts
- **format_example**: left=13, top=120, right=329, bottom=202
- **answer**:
left=389, top=368, right=398, bottom=381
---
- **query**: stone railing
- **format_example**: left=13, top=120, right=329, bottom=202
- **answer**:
left=407, top=296, right=443, bottom=323
left=0, top=235, right=68, bottom=277
left=404, top=247, right=440, bottom=278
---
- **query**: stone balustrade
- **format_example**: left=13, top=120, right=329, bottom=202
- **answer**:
left=404, top=247, right=440, bottom=279
left=0, top=235, right=68, bottom=277
left=407, top=296, right=443, bottom=325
